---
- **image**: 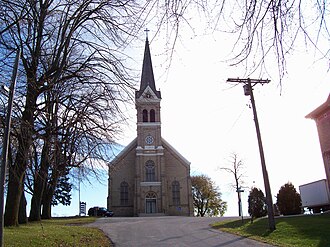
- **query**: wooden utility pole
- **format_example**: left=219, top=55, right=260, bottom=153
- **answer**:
left=227, top=78, right=276, bottom=231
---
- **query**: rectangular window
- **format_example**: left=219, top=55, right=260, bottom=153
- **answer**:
left=120, top=182, right=129, bottom=206
left=172, top=181, right=180, bottom=206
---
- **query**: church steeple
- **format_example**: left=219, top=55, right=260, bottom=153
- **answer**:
left=135, top=34, right=162, bottom=149
left=135, top=37, right=161, bottom=99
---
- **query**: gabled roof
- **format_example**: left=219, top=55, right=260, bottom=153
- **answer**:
left=109, top=138, right=137, bottom=166
left=135, top=38, right=161, bottom=99
left=306, top=94, right=330, bottom=119
left=109, top=137, right=190, bottom=169
left=162, top=138, right=191, bottom=167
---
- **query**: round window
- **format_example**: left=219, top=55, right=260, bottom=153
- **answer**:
left=145, top=135, right=154, bottom=144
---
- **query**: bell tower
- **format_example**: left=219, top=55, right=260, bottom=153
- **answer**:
left=134, top=36, right=167, bottom=215
left=135, top=36, right=162, bottom=148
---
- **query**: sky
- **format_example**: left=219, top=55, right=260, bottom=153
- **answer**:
left=51, top=8, right=329, bottom=217
left=121, top=33, right=328, bottom=217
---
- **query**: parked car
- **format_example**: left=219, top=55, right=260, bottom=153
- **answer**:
left=88, top=206, right=114, bottom=217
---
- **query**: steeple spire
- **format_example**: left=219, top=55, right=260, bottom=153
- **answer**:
left=136, top=35, right=161, bottom=99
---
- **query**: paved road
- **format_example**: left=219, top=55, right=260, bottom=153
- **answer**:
left=88, top=216, right=274, bottom=247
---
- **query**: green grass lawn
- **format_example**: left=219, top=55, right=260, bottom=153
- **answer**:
left=4, top=217, right=112, bottom=247
left=212, top=213, right=330, bottom=247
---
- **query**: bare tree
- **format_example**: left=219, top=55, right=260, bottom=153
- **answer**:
left=207, top=0, right=330, bottom=82
left=0, top=0, right=139, bottom=226
left=141, top=0, right=329, bottom=82
left=93, top=0, right=330, bottom=81
left=27, top=58, right=127, bottom=221
left=219, top=152, right=246, bottom=217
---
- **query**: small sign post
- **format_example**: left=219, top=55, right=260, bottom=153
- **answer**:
left=80, top=202, right=86, bottom=216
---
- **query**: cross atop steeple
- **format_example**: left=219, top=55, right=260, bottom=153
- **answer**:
left=144, top=28, right=150, bottom=40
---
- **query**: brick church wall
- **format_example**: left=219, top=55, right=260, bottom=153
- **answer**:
left=109, top=146, right=136, bottom=216
left=164, top=149, right=192, bottom=216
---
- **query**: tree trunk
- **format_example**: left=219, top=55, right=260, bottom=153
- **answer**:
left=41, top=136, right=62, bottom=220
left=41, top=200, right=51, bottom=219
left=29, top=194, right=41, bottom=221
left=41, top=185, right=54, bottom=219
left=29, top=140, right=50, bottom=222
left=4, top=163, right=25, bottom=226
left=18, top=190, right=27, bottom=224
left=4, top=83, right=37, bottom=226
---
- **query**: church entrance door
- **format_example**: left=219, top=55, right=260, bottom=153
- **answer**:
left=146, top=199, right=156, bottom=213
left=145, top=192, right=157, bottom=214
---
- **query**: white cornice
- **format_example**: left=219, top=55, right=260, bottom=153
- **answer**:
left=136, top=145, right=164, bottom=151
left=137, top=122, right=161, bottom=126
left=140, top=182, right=161, bottom=187
left=136, top=152, right=164, bottom=156
left=136, top=98, right=161, bottom=103
left=144, top=145, right=155, bottom=150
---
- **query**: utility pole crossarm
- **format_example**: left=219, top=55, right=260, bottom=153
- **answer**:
left=226, top=78, right=270, bottom=85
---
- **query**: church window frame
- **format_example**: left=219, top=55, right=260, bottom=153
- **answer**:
left=145, top=160, right=156, bottom=182
left=142, top=109, right=148, bottom=122
left=172, top=181, right=180, bottom=206
left=150, top=109, right=156, bottom=122
left=145, top=191, right=157, bottom=199
left=120, top=181, right=129, bottom=206
left=145, top=191, right=157, bottom=214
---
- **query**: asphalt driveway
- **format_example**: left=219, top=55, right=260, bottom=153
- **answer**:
left=88, top=216, right=274, bottom=247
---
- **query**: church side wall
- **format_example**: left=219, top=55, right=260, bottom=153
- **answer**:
left=109, top=148, right=136, bottom=216
left=164, top=149, right=193, bottom=216
left=316, top=109, right=330, bottom=191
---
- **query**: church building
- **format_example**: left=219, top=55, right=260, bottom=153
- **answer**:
left=107, top=37, right=194, bottom=216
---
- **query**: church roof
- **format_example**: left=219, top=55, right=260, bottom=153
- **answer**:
left=109, top=138, right=190, bottom=169
left=109, top=138, right=137, bottom=166
left=135, top=38, right=161, bottom=99
left=162, top=138, right=191, bottom=166
left=306, top=94, right=330, bottom=119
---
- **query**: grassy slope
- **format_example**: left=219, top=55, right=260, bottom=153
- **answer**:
left=6, top=214, right=330, bottom=246
left=212, top=213, right=330, bottom=247
left=4, top=217, right=112, bottom=247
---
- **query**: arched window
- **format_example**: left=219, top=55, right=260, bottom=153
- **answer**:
left=120, top=182, right=129, bottom=206
left=150, top=109, right=155, bottom=122
left=145, top=160, right=155, bottom=182
left=145, top=191, right=157, bottom=199
left=142, top=109, right=148, bottom=122
left=172, top=181, right=180, bottom=206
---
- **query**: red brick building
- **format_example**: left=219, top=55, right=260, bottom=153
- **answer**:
left=306, top=94, right=330, bottom=190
